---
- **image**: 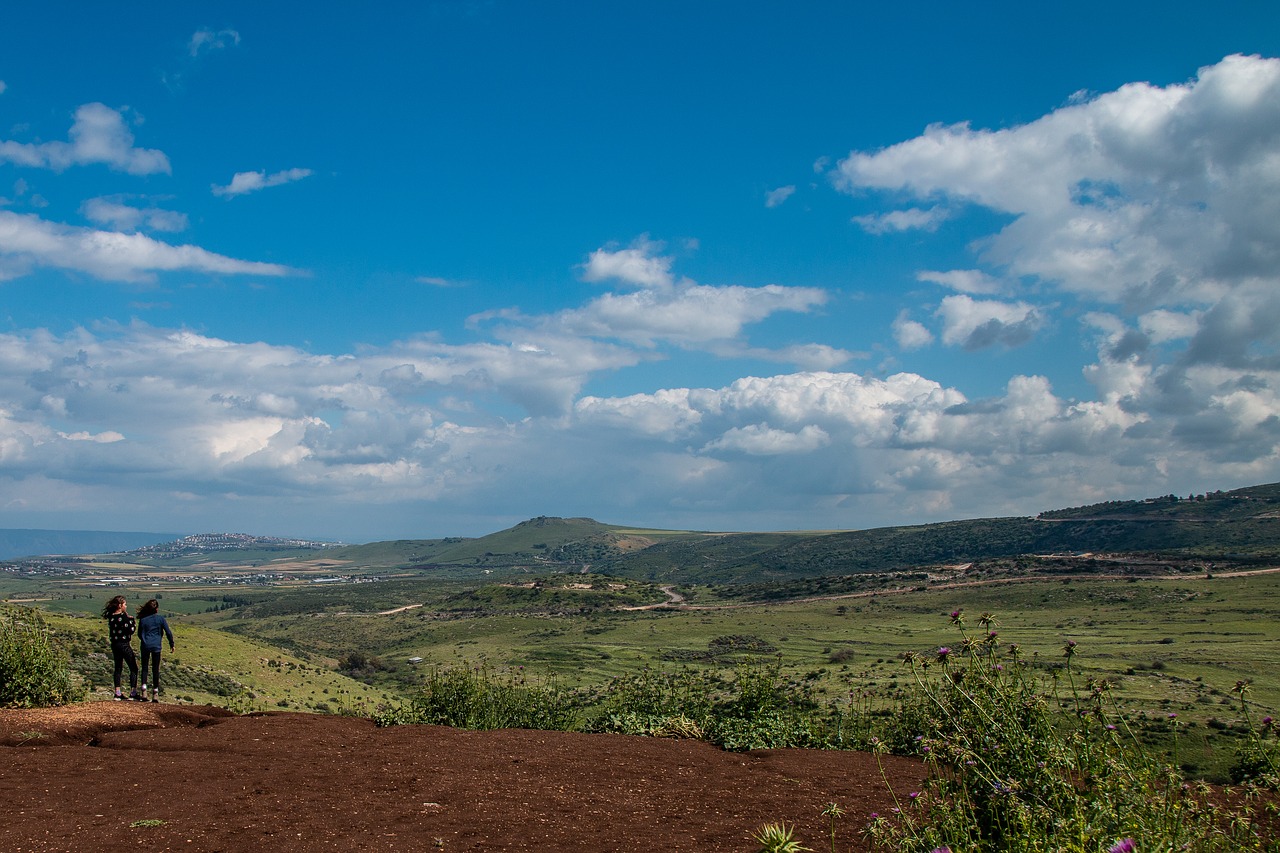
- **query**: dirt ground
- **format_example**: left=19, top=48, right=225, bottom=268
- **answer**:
left=0, top=702, right=926, bottom=852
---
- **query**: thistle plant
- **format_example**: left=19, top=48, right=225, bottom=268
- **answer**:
left=865, top=610, right=1278, bottom=851
left=752, top=821, right=810, bottom=853
left=820, top=802, right=843, bottom=853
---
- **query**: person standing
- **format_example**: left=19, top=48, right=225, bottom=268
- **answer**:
left=102, top=595, right=141, bottom=700
left=136, top=598, right=175, bottom=703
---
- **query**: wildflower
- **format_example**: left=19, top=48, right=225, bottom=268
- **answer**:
left=931, top=848, right=953, bottom=853
left=1108, top=840, right=1136, bottom=853
left=949, top=609, right=962, bottom=623
left=937, top=646, right=952, bottom=661
left=1263, top=716, right=1274, bottom=729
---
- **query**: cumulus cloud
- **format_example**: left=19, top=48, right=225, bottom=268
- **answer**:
left=580, top=240, right=675, bottom=288
left=0, top=210, right=291, bottom=282
left=838, top=54, right=1280, bottom=310
left=543, top=239, right=832, bottom=352
left=892, top=311, right=934, bottom=350
left=213, top=167, right=313, bottom=198
left=703, top=423, right=830, bottom=455
left=1, top=311, right=1276, bottom=538
left=765, top=185, right=796, bottom=208
left=935, top=294, right=1043, bottom=349
left=0, top=103, right=170, bottom=175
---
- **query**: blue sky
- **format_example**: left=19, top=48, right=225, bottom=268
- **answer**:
left=1, top=2, right=1279, bottom=541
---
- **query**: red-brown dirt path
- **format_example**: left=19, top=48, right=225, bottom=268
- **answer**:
left=0, top=702, right=925, bottom=852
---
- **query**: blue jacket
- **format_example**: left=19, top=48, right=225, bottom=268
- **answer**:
left=137, top=613, right=174, bottom=652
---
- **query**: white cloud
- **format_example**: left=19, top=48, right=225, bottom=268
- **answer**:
left=189, top=28, right=241, bottom=58
left=852, top=206, right=949, bottom=234
left=417, top=275, right=465, bottom=288
left=838, top=54, right=1280, bottom=309
left=1139, top=309, right=1200, bottom=344
left=703, top=423, right=830, bottom=455
left=0, top=81, right=6, bottom=95
left=765, top=185, right=796, bottom=208
left=935, top=294, right=1043, bottom=349
left=0, top=210, right=292, bottom=282
left=892, top=311, right=934, bottom=350
left=916, top=269, right=1004, bottom=295
left=213, top=167, right=314, bottom=198
left=580, top=240, right=675, bottom=288
left=81, top=197, right=188, bottom=233
left=0, top=103, right=170, bottom=175
left=560, top=282, right=827, bottom=346
left=0, top=310, right=1276, bottom=538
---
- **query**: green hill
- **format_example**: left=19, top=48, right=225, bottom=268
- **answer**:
left=593, top=484, right=1280, bottom=584
left=66, top=482, right=1280, bottom=586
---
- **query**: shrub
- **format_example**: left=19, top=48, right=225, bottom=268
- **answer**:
left=375, top=664, right=576, bottom=730
left=863, top=610, right=1277, bottom=851
left=0, top=605, right=82, bottom=708
left=584, top=660, right=846, bottom=751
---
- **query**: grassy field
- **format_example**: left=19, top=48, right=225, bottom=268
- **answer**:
left=7, top=554, right=1280, bottom=780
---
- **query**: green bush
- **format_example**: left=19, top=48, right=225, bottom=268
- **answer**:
left=0, top=605, right=82, bottom=708
left=863, top=610, right=1277, bottom=852
left=584, top=660, right=843, bottom=751
left=375, top=664, right=576, bottom=730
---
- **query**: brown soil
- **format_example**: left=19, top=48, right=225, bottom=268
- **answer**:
left=0, top=701, right=925, bottom=852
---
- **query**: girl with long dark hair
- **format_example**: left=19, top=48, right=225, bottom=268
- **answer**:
left=101, top=595, right=141, bottom=700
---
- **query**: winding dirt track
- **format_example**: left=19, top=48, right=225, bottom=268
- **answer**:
left=0, top=702, right=925, bottom=852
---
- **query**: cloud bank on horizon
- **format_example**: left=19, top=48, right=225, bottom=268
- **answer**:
left=0, top=6, right=1277, bottom=541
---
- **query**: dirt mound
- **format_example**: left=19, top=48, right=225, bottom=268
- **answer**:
left=0, top=701, right=924, bottom=852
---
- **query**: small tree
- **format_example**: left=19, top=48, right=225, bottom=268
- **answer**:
left=0, top=605, right=82, bottom=708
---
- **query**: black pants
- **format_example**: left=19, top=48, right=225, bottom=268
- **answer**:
left=141, top=647, right=163, bottom=691
left=111, top=641, right=138, bottom=689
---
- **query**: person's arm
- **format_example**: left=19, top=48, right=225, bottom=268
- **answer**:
left=163, top=617, right=175, bottom=651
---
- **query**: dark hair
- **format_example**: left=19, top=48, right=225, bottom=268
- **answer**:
left=137, top=599, right=160, bottom=619
left=101, top=595, right=126, bottom=619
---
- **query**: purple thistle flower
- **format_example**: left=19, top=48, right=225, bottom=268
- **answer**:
left=1108, top=840, right=1136, bottom=853
left=930, top=848, right=953, bottom=853
left=937, top=646, right=951, bottom=660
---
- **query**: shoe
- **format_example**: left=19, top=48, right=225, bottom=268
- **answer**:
left=129, top=692, right=142, bottom=701
left=113, top=694, right=123, bottom=701
left=151, top=698, right=159, bottom=703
